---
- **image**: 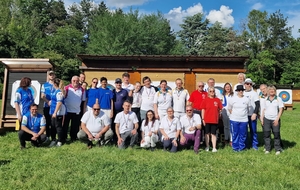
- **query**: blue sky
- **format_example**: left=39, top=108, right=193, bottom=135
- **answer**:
left=66, top=0, right=300, bottom=38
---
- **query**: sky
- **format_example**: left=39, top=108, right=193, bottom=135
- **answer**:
left=66, top=0, right=300, bottom=38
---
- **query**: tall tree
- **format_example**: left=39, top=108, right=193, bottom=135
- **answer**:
left=177, top=13, right=209, bottom=55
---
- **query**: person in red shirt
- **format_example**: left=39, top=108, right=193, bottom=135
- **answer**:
left=201, top=86, right=223, bottom=152
left=188, top=81, right=207, bottom=115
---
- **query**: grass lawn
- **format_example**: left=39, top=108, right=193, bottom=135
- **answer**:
left=0, top=102, right=300, bottom=189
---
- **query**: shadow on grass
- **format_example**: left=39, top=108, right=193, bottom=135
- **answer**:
left=256, top=131, right=296, bottom=149
left=0, top=160, right=11, bottom=165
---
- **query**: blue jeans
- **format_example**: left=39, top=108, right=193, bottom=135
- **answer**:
left=230, top=120, right=248, bottom=151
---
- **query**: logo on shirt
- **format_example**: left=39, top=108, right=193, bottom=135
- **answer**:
left=214, top=101, right=218, bottom=107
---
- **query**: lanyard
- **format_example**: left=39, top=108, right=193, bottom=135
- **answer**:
left=167, top=118, right=175, bottom=131
left=123, top=112, right=130, bottom=128
left=30, top=115, right=37, bottom=130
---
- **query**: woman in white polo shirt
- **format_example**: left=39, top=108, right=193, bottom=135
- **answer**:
left=159, top=107, right=181, bottom=152
left=154, top=80, right=173, bottom=120
left=261, top=85, right=284, bottom=155
left=140, top=110, right=159, bottom=151
left=227, top=85, right=250, bottom=152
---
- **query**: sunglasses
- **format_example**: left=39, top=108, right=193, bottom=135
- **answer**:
left=93, top=108, right=100, bottom=111
left=245, top=83, right=252, bottom=86
left=92, top=81, right=98, bottom=84
left=186, top=110, right=193, bottom=112
left=209, top=90, right=215, bottom=92
left=198, top=85, right=204, bottom=87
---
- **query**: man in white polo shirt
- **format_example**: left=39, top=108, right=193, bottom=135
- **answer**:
left=115, top=100, right=139, bottom=149
left=63, top=75, right=86, bottom=143
left=172, top=78, right=190, bottom=118
left=77, top=103, right=113, bottom=148
left=140, top=76, right=158, bottom=121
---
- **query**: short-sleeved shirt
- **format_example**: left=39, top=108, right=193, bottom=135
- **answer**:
left=140, top=86, right=157, bottom=111
left=180, top=114, right=202, bottom=134
left=98, top=88, right=113, bottom=109
left=227, top=96, right=250, bottom=122
left=188, top=90, right=207, bottom=110
left=64, top=84, right=86, bottom=114
left=132, top=91, right=142, bottom=108
left=153, top=90, right=172, bottom=111
left=15, top=88, right=34, bottom=116
left=159, top=116, right=181, bottom=138
left=172, top=88, right=190, bottom=113
left=50, top=89, right=65, bottom=116
left=264, top=96, right=284, bottom=120
left=200, top=97, right=223, bottom=124
left=114, top=111, right=139, bottom=134
left=41, top=82, right=54, bottom=108
left=113, top=89, right=128, bottom=112
left=81, top=110, right=111, bottom=136
left=244, top=89, right=259, bottom=115
left=122, top=83, right=134, bottom=93
left=86, top=88, right=99, bottom=108
left=22, top=113, right=46, bottom=133
left=140, top=120, right=159, bottom=137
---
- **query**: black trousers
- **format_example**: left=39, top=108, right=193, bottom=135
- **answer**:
left=43, top=107, right=51, bottom=137
left=63, top=112, right=81, bottom=142
left=51, top=115, right=64, bottom=142
left=18, top=130, right=47, bottom=147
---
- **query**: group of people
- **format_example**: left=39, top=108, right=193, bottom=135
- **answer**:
left=16, top=72, right=284, bottom=155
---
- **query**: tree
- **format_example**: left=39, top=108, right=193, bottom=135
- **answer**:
left=177, top=13, right=209, bottom=55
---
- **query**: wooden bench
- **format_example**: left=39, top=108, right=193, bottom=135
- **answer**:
left=284, top=104, right=293, bottom=110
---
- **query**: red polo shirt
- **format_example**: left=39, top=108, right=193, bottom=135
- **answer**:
left=188, top=90, right=208, bottom=110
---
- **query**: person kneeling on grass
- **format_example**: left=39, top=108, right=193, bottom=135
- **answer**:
left=77, top=102, right=113, bottom=149
left=140, top=110, right=159, bottom=151
left=160, top=107, right=181, bottom=153
left=18, top=104, right=47, bottom=149
left=114, top=100, right=139, bottom=149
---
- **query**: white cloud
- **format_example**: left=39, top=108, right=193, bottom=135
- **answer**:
left=206, top=5, right=234, bottom=27
left=105, top=0, right=149, bottom=8
left=251, top=3, right=263, bottom=10
left=286, top=11, right=300, bottom=38
left=164, top=3, right=204, bottom=31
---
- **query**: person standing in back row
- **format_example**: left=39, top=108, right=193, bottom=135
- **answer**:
left=140, top=76, right=158, bottom=121
left=172, top=78, right=190, bottom=119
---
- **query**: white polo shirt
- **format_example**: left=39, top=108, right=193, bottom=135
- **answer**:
left=180, top=114, right=202, bottom=135
left=140, top=120, right=159, bottom=137
left=81, top=110, right=111, bottom=136
left=140, top=86, right=156, bottom=111
left=132, top=91, right=142, bottom=108
left=159, top=116, right=181, bottom=138
left=153, top=90, right=172, bottom=111
left=227, top=96, right=250, bottom=122
left=244, top=89, right=259, bottom=115
left=122, top=83, right=134, bottom=93
left=172, top=88, right=190, bottom=113
left=114, top=111, right=139, bottom=134
left=264, top=96, right=284, bottom=120
left=64, top=84, right=86, bottom=114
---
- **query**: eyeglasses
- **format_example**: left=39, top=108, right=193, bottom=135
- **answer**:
left=245, top=83, right=252, bottom=86
left=198, top=85, right=204, bottom=87
left=92, top=81, right=98, bottom=84
left=186, top=110, right=193, bottom=112
left=93, top=108, right=100, bottom=111
left=209, top=90, right=215, bottom=92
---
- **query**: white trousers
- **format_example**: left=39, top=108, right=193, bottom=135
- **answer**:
left=140, top=134, right=158, bottom=148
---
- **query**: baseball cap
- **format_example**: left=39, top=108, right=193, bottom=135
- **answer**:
left=245, top=78, right=253, bottom=84
left=49, top=71, right=55, bottom=75
left=115, top=78, right=122, bottom=83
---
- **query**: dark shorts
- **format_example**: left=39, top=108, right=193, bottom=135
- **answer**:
left=204, top=123, right=218, bottom=135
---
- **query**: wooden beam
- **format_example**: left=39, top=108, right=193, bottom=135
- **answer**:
left=80, top=67, right=130, bottom=71
left=0, top=68, right=8, bottom=128
left=137, top=68, right=190, bottom=72
left=192, top=68, right=246, bottom=73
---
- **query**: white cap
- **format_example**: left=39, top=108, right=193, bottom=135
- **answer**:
left=245, top=78, right=254, bottom=84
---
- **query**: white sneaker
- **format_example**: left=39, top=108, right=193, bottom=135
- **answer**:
left=265, top=151, right=270, bottom=154
left=56, top=142, right=62, bottom=147
left=49, top=141, right=57, bottom=147
left=205, top=147, right=209, bottom=152
left=275, top=151, right=281, bottom=155
left=212, top=148, right=218, bottom=153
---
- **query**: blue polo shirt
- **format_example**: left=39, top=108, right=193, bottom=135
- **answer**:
left=50, top=89, right=65, bottom=115
left=15, top=88, right=34, bottom=116
left=87, top=88, right=100, bottom=107
left=41, top=82, right=54, bottom=108
left=99, top=88, right=113, bottom=109
left=113, top=88, right=128, bottom=112
left=21, top=113, right=46, bottom=133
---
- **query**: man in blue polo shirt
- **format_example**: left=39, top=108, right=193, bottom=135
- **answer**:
left=41, top=70, right=55, bottom=141
left=98, top=77, right=114, bottom=119
left=18, top=104, right=47, bottom=149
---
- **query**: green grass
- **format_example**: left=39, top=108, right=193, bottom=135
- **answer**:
left=1, top=103, right=300, bottom=189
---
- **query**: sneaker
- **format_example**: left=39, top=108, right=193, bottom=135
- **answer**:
left=56, top=142, right=62, bottom=147
left=205, top=147, right=210, bottom=152
left=263, top=148, right=266, bottom=151
left=275, top=151, right=281, bottom=155
left=49, top=141, right=57, bottom=147
left=150, top=147, right=155, bottom=152
left=265, top=151, right=270, bottom=154
left=43, top=137, right=50, bottom=144
left=212, top=148, right=218, bottom=153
